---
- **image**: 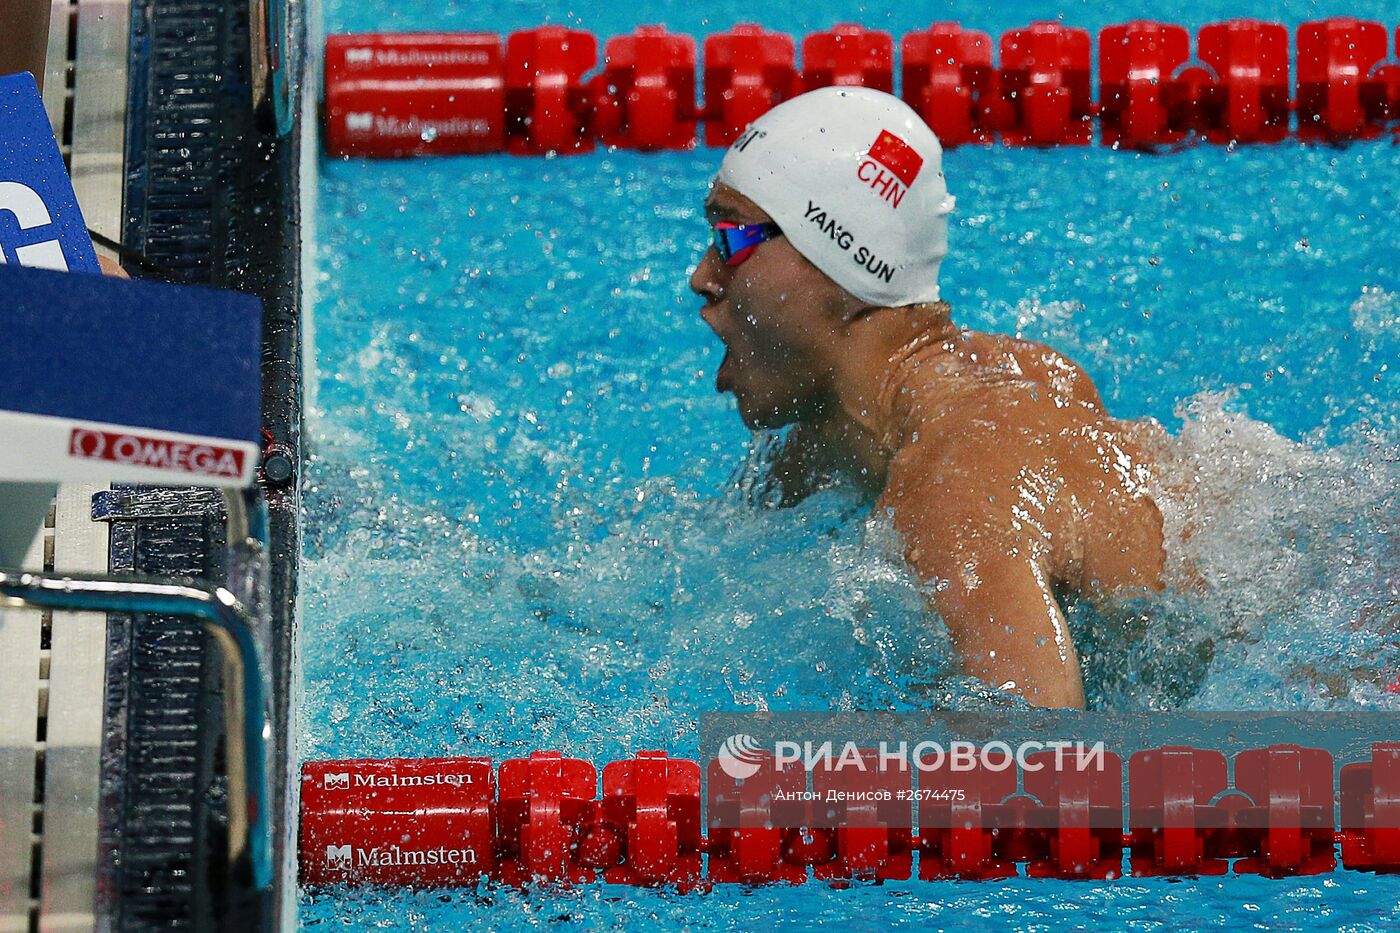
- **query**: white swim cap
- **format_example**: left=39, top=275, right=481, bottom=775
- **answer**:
left=716, top=86, right=956, bottom=307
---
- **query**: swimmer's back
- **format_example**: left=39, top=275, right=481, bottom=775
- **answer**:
left=890, top=328, right=1166, bottom=597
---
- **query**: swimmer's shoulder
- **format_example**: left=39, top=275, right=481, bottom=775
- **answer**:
left=884, top=328, right=1110, bottom=455
left=975, top=331, right=1106, bottom=411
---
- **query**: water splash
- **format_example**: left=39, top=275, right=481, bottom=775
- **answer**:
left=1060, top=391, right=1399, bottom=711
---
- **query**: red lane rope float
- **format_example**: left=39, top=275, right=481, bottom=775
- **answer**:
left=496, top=751, right=610, bottom=884
left=1230, top=745, right=1338, bottom=875
left=1100, top=22, right=1193, bottom=149
left=322, top=18, right=1400, bottom=156
left=1296, top=17, right=1392, bottom=139
left=1342, top=742, right=1400, bottom=869
left=802, top=23, right=894, bottom=93
left=601, top=751, right=704, bottom=886
left=300, top=757, right=496, bottom=886
left=593, top=26, right=698, bottom=150
left=701, top=24, right=798, bottom=147
left=323, top=33, right=506, bottom=157
left=1127, top=746, right=1232, bottom=876
left=997, top=22, right=1094, bottom=146
left=1189, top=19, right=1291, bottom=144
left=901, top=24, right=995, bottom=148
left=299, top=742, right=1400, bottom=888
left=1019, top=748, right=1124, bottom=879
left=505, top=27, right=597, bottom=155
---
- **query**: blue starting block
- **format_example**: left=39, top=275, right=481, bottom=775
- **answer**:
left=0, top=263, right=263, bottom=563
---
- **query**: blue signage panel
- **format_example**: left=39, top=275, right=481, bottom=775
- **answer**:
left=0, top=264, right=263, bottom=486
left=0, top=263, right=263, bottom=439
left=0, top=71, right=100, bottom=273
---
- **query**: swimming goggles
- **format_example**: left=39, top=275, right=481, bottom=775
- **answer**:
left=712, top=221, right=783, bottom=267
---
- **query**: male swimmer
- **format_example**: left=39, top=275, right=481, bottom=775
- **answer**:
left=690, top=87, right=1172, bottom=709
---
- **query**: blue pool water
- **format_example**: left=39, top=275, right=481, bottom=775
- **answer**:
left=301, top=0, right=1400, bottom=927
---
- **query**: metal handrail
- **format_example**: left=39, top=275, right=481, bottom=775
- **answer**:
left=0, top=570, right=273, bottom=894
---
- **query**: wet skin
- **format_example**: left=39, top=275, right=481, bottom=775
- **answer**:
left=691, top=183, right=1169, bottom=709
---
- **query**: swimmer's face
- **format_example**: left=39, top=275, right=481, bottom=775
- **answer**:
left=690, top=183, right=850, bottom=429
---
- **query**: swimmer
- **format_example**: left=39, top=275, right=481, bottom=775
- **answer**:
left=690, top=87, right=1172, bottom=709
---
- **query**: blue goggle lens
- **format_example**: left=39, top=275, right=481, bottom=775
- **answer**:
left=713, top=222, right=782, bottom=267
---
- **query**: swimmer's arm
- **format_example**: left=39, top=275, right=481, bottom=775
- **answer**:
left=878, top=457, right=1086, bottom=709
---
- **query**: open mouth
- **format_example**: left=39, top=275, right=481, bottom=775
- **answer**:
left=716, top=347, right=734, bottom=394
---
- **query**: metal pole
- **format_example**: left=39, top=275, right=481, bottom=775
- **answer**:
left=0, top=570, right=274, bottom=895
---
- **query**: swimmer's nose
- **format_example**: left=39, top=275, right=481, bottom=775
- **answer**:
left=690, top=245, right=725, bottom=307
